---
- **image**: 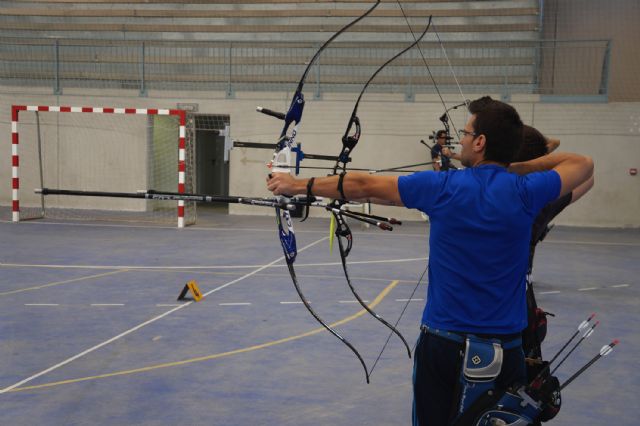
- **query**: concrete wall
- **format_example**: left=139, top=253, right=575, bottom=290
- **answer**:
left=1, top=86, right=638, bottom=227
left=542, top=0, right=640, bottom=101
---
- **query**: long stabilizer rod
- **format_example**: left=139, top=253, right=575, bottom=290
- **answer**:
left=35, top=188, right=308, bottom=210
left=37, top=188, right=401, bottom=229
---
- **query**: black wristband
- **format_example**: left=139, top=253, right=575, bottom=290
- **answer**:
left=337, top=171, right=347, bottom=200
left=300, top=177, right=315, bottom=222
left=306, top=177, right=315, bottom=199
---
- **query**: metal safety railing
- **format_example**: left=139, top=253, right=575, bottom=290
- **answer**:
left=0, top=38, right=611, bottom=101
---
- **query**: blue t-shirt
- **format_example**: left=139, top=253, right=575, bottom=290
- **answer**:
left=398, top=165, right=561, bottom=334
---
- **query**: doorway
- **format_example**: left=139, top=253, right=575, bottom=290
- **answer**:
left=194, top=115, right=230, bottom=212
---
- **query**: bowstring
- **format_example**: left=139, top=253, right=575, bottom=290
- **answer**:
left=371, top=1, right=465, bottom=378
left=369, top=259, right=428, bottom=377
left=395, top=2, right=466, bottom=141
left=432, top=21, right=469, bottom=143
left=432, top=21, right=468, bottom=108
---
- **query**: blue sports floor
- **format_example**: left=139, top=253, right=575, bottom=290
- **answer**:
left=0, top=211, right=638, bottom=425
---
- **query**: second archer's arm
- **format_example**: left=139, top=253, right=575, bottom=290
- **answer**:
left=442, top=146, right=461, bottom=161
left=546, top=137, right=560, bottom=153
left=508, top=152, right=594, bottom=198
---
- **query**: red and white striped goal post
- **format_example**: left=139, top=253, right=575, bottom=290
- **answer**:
left=11, top=105, right=188, bottom=227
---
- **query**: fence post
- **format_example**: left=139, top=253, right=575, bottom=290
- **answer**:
left=599, top=40, right=611, bottom=97
left=535, top=0, right=544, bottom=90
left=533, top=40, right=542, bottom=91
left=139, top=42, right=147, bottom=97
left=226, top=43, right=235, bottom=98
left=53, top=39, right=62, bottom=95
left=501, top=46, right=511, bottom=102
left=314, top=46, right=322, bottom=100
left=405, top=51, right=415, bottom=102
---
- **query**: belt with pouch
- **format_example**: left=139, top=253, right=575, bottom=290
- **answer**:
left=420, top=324, right=522, bottom=350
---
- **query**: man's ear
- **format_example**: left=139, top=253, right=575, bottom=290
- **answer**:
left=473, top=135, right=486, bottom=153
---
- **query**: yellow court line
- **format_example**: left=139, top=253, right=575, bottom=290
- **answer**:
left=129, top=268, right=422, bottom=284
left=9, top=280, right=401, bottom=393
left=0, top=269, right=130, bottom=296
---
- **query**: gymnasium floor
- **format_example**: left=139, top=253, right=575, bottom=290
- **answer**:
left=0, top=211, right=638, bottom=425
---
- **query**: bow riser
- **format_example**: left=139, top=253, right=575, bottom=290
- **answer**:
left=276, top=208, right=297, bottom=264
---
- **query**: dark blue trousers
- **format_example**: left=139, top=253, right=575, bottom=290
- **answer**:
left=412, top=329, right=526, bottom=426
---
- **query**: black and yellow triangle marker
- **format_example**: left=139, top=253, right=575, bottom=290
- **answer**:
left=177, top=280, right=203, bottom=302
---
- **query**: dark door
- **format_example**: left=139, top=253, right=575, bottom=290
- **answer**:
left=195, top=115, right=230, bottom=211
left=196, top=129, right=228, bottom=197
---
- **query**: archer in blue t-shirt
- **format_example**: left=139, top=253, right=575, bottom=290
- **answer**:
left=398, top=164, right=560, bottom=334
left=266, top=98, right=593, bottom=426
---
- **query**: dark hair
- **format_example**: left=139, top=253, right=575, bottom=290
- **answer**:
left=468, top=97, right=523, bottom=164
left=467, top=96, right=494, bottom=114
left=515, top=125, right=548, bottom=162
left=436, top=130, right=447, bottom=138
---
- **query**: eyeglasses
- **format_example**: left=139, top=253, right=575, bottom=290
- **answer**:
left=458, top=129, right=478, bottom=138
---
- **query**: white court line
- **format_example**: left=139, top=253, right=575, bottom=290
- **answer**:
left=0, top=220, right=273, bottom=232
left=90, top=304, right=125, bottom=306
left=546, top=239, right=640, bottom=247
left=0, top=219, right=324, bottom=235
left=295, top=257, right=428, bottom=268
left=24, top=303, right=59, bottom=306
left=0, top=270, right=128, bottom=296
left=0, top=262, right=275, bottom=270
left=538, top=291, right=561, bottom=295
left=0, top=219, right=430, bottom=238
left=611, top=284, right=629, bottom=288
left=338, top=300, right=368, bottom=304
left=4, top=219, right=640, bottom=245
left=0, top=236, right=328, bottom=394
left=280, top=301, right=304, bottom=304
left=395, top=298, right=423, bottom=302
left=578, top=287, right=598, bottom=291
left=0, top=256, right=428, bottom=271
left=219, top=302, right=251, bottom=306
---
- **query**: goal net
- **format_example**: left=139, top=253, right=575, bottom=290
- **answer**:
left=10, top=105, right=196, bottom=227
